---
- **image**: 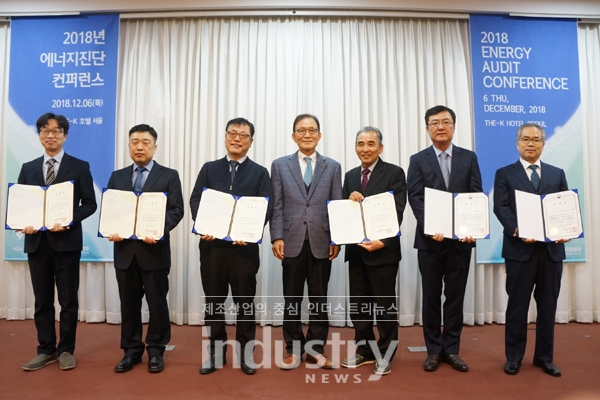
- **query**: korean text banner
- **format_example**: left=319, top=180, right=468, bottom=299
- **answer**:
left=4, top=14, right=119, bottom=261
left=470, top=15, right=585, bottom=263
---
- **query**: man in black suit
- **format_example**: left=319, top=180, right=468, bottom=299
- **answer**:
left=190, top=117, right=273, bottom=375
left=407, top=105, right=482, bottom=372
left=107, top=124, right=184, bottom=374
left=19, top=112, right=97, bottom=371
left=340, top=127, right=406, bottom=376
left=494, top=123, right=568, bottom=377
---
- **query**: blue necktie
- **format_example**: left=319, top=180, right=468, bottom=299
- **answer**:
left=303, top=157, right=313, bottom=186
left=133, top=166, right=146, bottom=192
left=229, top=160, right=239, bottom=190
left=529, top=165, right=540, bottom=192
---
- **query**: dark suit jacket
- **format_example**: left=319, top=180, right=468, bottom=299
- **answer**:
left=407, top=145, right=482, bottom=251
left=107, top=162, right=184, bottom=270
left=270, top=151, right=343, bottom=259
left=342, top=158, right=407, bottom=265
left=189, top=156, right=274, bottom=265
left=18, top=153, right=97, bottom=253
left=493, top=160, right=568, bottom=263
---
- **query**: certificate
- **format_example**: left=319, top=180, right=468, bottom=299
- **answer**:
left=192, top=188, right=269, bottom=243
left=98, top=189, right=167, bottom=240
left=516, top=189, right=583, bottom=242
left=424, top=188, right=489, bottom=239
left=327, top=191, right=400, bottom=245
left=5, top=181, right=73, bottom=230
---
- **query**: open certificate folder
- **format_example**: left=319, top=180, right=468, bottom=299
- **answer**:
left=5, top=181, right=74, bottom=230
left=327, top=191, right=400, bottom=245
left=192, top=188, right=269, bottom=243
left=515, top=189, right=583, bottom=242
left=424, top=188, right=490, bottom=239
left=98, top=189, right=167, bottom=240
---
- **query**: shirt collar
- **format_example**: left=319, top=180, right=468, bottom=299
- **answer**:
left=433, top=144, right=453, bottom=158
left=519, top=158, right=541, bottom=171
left=133, top=159, right=155, bottom=171
left=361, top=158, right=379, bottom=173
left=298, top=151, right=317, bottom=163
left=44, top=150, right=65, bottom=163
left=226, top=155, right=247, bottom=164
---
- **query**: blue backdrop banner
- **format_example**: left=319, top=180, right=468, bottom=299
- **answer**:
left=470, top=14, right=585, bottom=263
left=4, top=14, right=119, bottom=261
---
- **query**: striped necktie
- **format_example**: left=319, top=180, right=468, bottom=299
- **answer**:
left=46, top=158, right=57, bottom=185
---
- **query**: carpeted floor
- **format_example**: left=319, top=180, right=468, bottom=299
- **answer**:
left=2, top=319, right=599, bottom=399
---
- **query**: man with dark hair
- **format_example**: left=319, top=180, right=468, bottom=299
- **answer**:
left=20, top=112, right=97, bottom=371
left=494, top=123, right=568, bottom=377
left=407, top=105, right=482, bottom=373
left=271, top=113, right=343, bottom=370
left=340, top=126, right=407, bottom=375
left=107, top=123, right=184, bottom=373
left=190, top=117, right=273, bottom=375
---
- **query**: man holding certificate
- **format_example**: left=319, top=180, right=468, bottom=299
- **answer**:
left=407, top=105, right=482, bottom=373
left=271, top=114, right=343, bottom=370
left=107, top=124, right=184, bottom=374
left=18, top=113, right=97, bottom=371
left=340, top=127, right=406, bottom=376
left=190, top=117, right=273, bottom=375
left=493, top=123, right=568, bottom=377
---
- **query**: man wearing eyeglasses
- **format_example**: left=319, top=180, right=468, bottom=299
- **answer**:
left=494, top=123, right=568, bottom=378
left=190, top=117, right=273, bottom=375
left=407, top=105, right=482, bottom=373
left=19, top=112, right=97, bottom=371
left=270, top=114, right=343, bottom=370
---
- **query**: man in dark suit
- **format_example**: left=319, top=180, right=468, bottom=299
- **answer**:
left=190, top=117, right=273, bottom=375
left=107, top=124, right=184, bottom=374
left=340, top=126, right=406, bottom=376
left=494, top=123, right=568, bottom=377
left=19, top=112, right=97, bottom=371
left=270, top=114, right=343, bottom=370
left=407, top=105, right=482, bottom=372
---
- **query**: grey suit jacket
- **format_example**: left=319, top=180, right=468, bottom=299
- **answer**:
left=270, top=151, right=343, bottom=259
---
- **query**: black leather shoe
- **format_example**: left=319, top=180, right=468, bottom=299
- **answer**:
left=533, top=359, right=561, bottom=377
left=114, top=356, right=142, bottom=373
left=374, top=359, right=391, bottom=375
left=240, top=357, right=257, bottom=375
left=423, top=354, right=442, bottom=372
left=504, top=361, right=521, bottom=375
left=200, top=355, right=226, bottom=375
left=148, top=356, right=164, bottom=373
left=442, top=354, right=469, bottom=372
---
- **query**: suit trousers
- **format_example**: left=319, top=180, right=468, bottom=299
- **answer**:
left=418, top=242, right=472, bottom=355
left=282, top=240, right=332, bottom=355
left=27, top=232, right=81, bottom=356
left=349, top=259, right=399, bottom=361
left=200, top=243, right=259, bottom=358
left=505, top=243, right=562, bottom=364
left=115, top=256, right=170, bottom=358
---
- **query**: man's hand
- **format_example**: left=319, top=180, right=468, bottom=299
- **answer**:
left=357, top=240, right=385, bottom=252
left=429, top=233, right=444, bottom=242
left=555, top=238, right=571, bottom=243
left=349, top=191, right=364, bottom=202
left=201, top=234, right=216, bottom=242
left=142, top=237, right=157, bottom=244
left=329, top=245, right=340, bottom=260
left=108, top=233, right=123, bottom=242
left=20, top=226, right=38, bottom=235
left=48, top=223, right=69, bottom=233
left=521, top=238, right=536, bottom=243
left=272, top=239, right=285, bottom=260
left=459, top=235, right=476, bottom=243
left=233, top=240, right=248, bottom=246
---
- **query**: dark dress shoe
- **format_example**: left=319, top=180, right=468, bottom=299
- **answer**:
left=200, top=355, right=226, bottom=375
left=504, top=361, right=521, bottom=375
left=240, top=358, right=257, bottom=375
left=442, top=354, right=469, bottom=372
left=423, top=354, right=442, bottom=372
left=533, top=359, right=561, bottom=377
left=374, top=359, right=391, bottom=375
left=114, top=356, right=142, bottom=373
left=148, top=356, right=164, bottom=373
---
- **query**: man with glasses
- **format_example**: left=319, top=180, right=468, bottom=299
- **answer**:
left=190, top=117, right=273, bottom=375
left=19, top=112, right=97, bottom=371
left=270, top=114, right=342, bottom=370
left=407, top=105, right=482, bottom=373
left=494, top=123, right=568, bottom=377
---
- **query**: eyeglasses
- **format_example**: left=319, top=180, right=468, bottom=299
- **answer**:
left=519, top=137, right=544, bottom=145
left=39, top=128, right=64, bottom=137
left=427, top=121, right=454, bottom=128
left=295, top=128, right=319, bottom=136
left=226, top=131, right=252, bottom=141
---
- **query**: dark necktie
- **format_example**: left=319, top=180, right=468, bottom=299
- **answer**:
left=229, top=160, right=239, bottom=190
left=529, top=164, right=540, bottom=192
left=440, top=151, right=450, bottom=188
left=133, top=166, right=146, bottom=192
left=46, top=158, right=57, bottom=185
left=361, top=169, right=370, bottom=192
left=303, top=157, right=313, bottom=186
